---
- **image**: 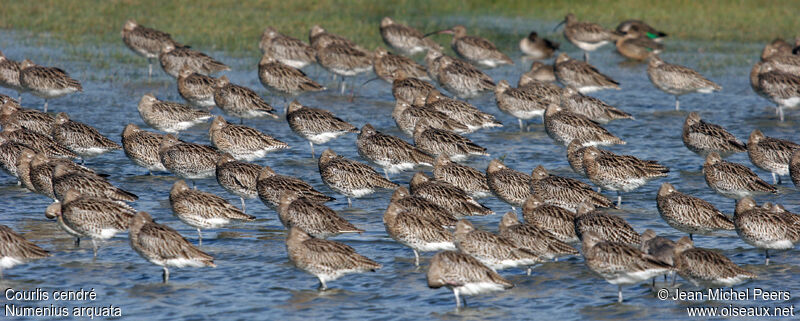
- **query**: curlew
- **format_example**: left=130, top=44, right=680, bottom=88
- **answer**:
left=285, top=100, right=358, bottom=158
left=129, top=211, right=215, bottom=283
left=581, top=231, right=671, bottom=303
left=209, top=116, right=288, bottom=161
left=45, top=189, right=135, bottom=256
left=170, top=180, right=256, bottom=246
left=318, top=148, right=398, bottom=207
left=647, top=55, right=721, bottom=110
left=656, top=182, right=734, bottom=240
left=703, top=152, right=776, bottom=199
left=18, top=59, right=82, bottom=112
left=138, top=94, right=213, bottom=134
left=427, top=250, right=513, bottom=308
left=285, top=227, right=380, bottom=290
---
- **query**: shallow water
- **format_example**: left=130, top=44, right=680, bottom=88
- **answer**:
left=1, top=25, right=799, bottom=321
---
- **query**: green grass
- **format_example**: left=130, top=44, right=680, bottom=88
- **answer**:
left=1, top=0, right=798, bottom=54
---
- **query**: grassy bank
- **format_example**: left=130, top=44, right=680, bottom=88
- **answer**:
left=1, top=0, right=798, bottom=53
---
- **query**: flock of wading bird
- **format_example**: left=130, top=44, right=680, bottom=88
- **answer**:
left=0, top=13, right=799, bottom=308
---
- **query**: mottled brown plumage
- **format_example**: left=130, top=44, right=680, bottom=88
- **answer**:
left=454, top=219, right=541, bottom=270
left=656, top=182, right=734, bottom=239
left=522, top=196, right=578, bottom=244
left=258, top=54, right=324, bottom=96
left=389, top=187, right=457, bottom=228
left=286, top=100, right=357, bottom=158
left=52, top=164, right=137, bottom=202
left=286, top=226, right=380, bottom=290
left=747, top=129, right=800, bottom=184
left=356, top=124, right=434, bottom=177
left=177, top=68, right=217, bottom=109
left=170, top=180, right=255, bottom=245
left=554, top=53, right=619, bottom=93
left=433, top=156, right=491, bottom=199
left=383, top=203, right=455, bottom=266
left=682, top=112, right=746, bottom=158
left=158, top=134, right=220, bottom=181
left=703, top=152, right=776, bottom=199
left=215, top=153, right=261, bottom=212
left=129, top=211, right=215, bottom=283
left=18, top=59, right=82, bottom=112
left=410, top=172, right=492, bottom=217
left=486, top=159, right=531, bottom=210
left=51, top=112, right=121, bottom=159
left=209, top=116, right=288, bottom=161
left=260, top=27, right=317, bottom=69
left=499, top=211, right=578, bottom=263
left=0, top=224, right=50, bottom=277
left=121, top=124, right=168, bottom=174
left=673, top=236, right=756, bottom=286
left=733, top=197, right=800, bottom=265
left=427, top=250, right=513, bottom=308
left=256, top=165, right=334, bottom=207
left=137, top=92, right=211, bottom=134
left=213, top=76, right=278, bottom=122
left=0, top=101, right=54, bottom=136
left=544, top=104, right=625, bottom=147
left=379, top=17, right=442, bottom=55
left=159, top=42, right=229, bottom=78
left=574, top=202, right=640, bottom=246
left=318, top=149, right=398, bottom=206
left=581, top=146, right=668, bottom=206
left=373, top=48, right=429, bottom=82
left=530, top=165, right=614, bottom=212
left=45, top=190, right=135, bottom=256
left=581, top=230, right=671, bottom=303
left=434, top=25, right=513, bottom=68
left=647, top=55, right=721, bottom=110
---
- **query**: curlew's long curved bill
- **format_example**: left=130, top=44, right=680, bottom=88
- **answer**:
left=553, top=20, right=566, bottom=32
left=423, top=29, right=453, bottom=38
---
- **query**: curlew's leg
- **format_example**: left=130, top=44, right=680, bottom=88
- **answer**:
left=240, top=197, right=246, bottom=213
left=0, top=268, right=3, bottom=280
left=527, top=267, right=532, bottom=276
left=383, top=169, right=390, bottom=180
left=17, top=94, right=21, bottom=103
left=584, top=51, right=589, bottom=62
left=778, top=107, right=784, bottom=122
left=43, top=99, right=48, bottom=113
left=671, top=272, right=677, bottom=286
left=771, top=172, right=780, bottom=185
left=318, top=278, right=327, bottom=291
left=162, top=266, right=169, bottom=283
left=618, top=285, right=623, bottom=303
left=347, top=197, right=352, bottom=208
left=239, top=118, right=244, bottom=125
left=309, top=142, right=316, bottom=159
left=453, top=288, right=461, bottom=308
left=674, top=96, right=680, bottom=110
left=197, top=229, right=203, bottom=246
left=765, top=250, right=770, bottom=265
left=518, top=118, right=524, bottom=131
left=91, top=239, right=98, bottom=257
left=75, top=237, right=80, bottom=247
left=597, top=187, right=602, bottom=193
left=147, top=58, right=153, bottom=81
left=616, top=192, right=622, bottom=207
left=413, top=249, right=420, bottom=266
left=511, top=206, right=517, bottom=213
